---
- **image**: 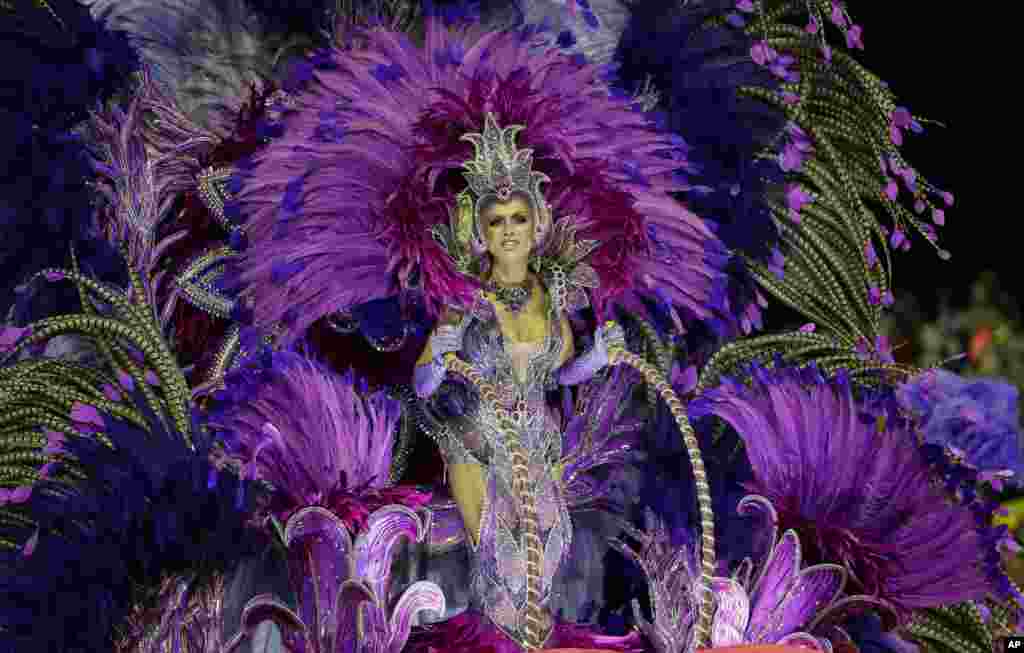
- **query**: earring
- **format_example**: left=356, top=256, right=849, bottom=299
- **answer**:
left=533, top=198, right=552, bottom=244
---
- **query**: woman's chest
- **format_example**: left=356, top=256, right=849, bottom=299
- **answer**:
left=489, top=293, right=548, bottom=344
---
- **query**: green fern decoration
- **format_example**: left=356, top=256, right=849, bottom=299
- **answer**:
left=695, top=1, right=953, bottom=390
left=905, top=601, right=1010, bottom=653
left=0, top=260, right=194, bottom=533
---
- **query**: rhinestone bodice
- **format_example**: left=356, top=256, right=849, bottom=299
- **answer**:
left=432, top=297, right=570, bottom=647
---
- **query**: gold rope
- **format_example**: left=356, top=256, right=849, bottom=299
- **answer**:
left=609, top=344, right=715, bottom=650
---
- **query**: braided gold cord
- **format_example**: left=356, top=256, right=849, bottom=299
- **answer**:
left=609, top=346, right=716, bottom=652
left=442, top=354, right=549, bottom=650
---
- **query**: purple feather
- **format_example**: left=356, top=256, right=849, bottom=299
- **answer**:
left=611, top=0, right=787, bottom=334
left=694, top=364, right=996, bottom=615
left=89, top=79, right=192, bottom=316
left=207, top=350, right=429, bottom=530
left=898, top=369, right=1024, bottom=478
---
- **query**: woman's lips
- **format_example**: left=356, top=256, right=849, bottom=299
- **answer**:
left=501, top=239, right=520, bottom=249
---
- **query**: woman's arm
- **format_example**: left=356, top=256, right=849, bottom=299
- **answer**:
left=414, top=309, right=466, bottom=398
left=555, top=321, right=624, bottom=386
left=558, top=312, right=575, bottom=368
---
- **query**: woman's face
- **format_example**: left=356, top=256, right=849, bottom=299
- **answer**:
left=480, top=195, right=534, bottom=266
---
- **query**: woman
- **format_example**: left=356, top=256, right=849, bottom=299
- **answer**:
left=409, top=114, right=637, bottom=653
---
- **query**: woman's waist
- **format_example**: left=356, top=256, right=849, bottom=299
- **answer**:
left=464, top=401, right=560, bottom=446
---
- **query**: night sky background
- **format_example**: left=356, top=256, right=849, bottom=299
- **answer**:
left=822, top=3, right=990, bottom=321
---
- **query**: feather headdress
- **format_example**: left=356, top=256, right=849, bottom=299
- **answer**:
left=226, top=13, right=731, bottom=343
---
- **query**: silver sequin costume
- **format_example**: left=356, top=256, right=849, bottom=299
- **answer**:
left=425, top=295, right=570, bottom=647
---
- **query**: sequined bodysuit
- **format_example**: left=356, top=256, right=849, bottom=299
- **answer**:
left=428, top=297, right=569, bottom=648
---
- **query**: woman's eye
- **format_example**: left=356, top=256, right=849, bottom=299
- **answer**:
left=514, top=216, right=527, bottom=224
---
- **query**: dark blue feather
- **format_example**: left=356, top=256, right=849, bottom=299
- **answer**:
left=612, top=0, right=787, bottom=332
left=0, top=0, right=138, bottom=129
left=0, top=386, right=264, bottom=653
left=0, top=0, right=137, bottom=320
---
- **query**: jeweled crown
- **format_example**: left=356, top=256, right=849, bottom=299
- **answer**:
left=459, top=113, right=550, bottom=245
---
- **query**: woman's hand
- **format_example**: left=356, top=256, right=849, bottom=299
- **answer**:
left=414, top=310, right=468, bottom=398
left=593, top=321, right=626, bottom=362
left=556, top=321, right=625, bottom=386
left=429, top=321, right=467, bottom=360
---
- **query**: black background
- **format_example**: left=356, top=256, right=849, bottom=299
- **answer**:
left=844, top=3, right=991, bottom=315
